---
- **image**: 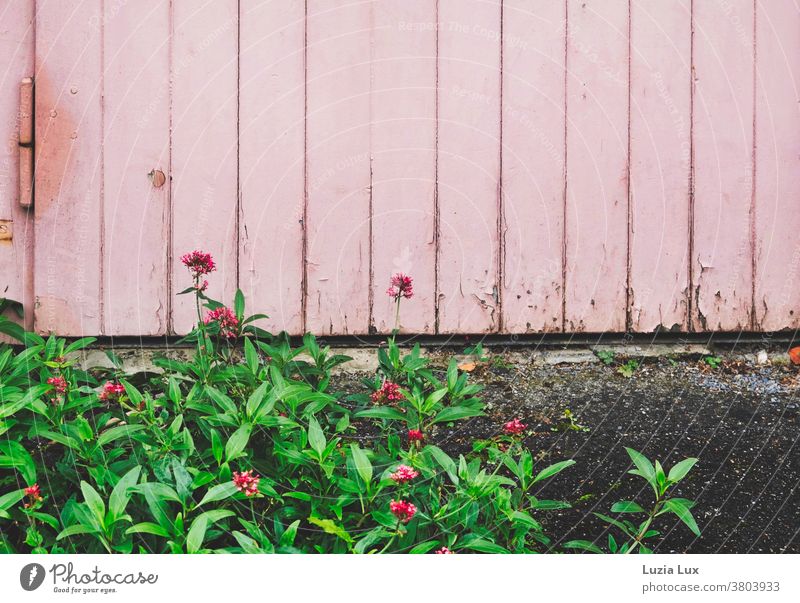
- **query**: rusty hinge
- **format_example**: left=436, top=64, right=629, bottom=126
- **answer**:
left=19, top=77, right=33, bottom=209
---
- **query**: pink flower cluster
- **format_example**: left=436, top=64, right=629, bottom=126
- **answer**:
left=181, top=250, right=216, bottom=277
left=435, top=546, right=454, bottom=554
left=99, top=381, right=125, bottom=401
left=47, top=376, right=67, bottom=394
left=232, top=470, right=260, bottom=497
left=503, top=417, right=527, bottom=435
left=204, top=306, right=239, bottom=338
left=390, top=465, right=419, bottom=484
left=371, top=381, right=403, bottom=404
left=389, top=499, right=417, bottom=523
left=407, top=429, right=424, bottom=444
left=386, top=273, right=414, bottom=301
left=24, top=484, right=42, bottom=501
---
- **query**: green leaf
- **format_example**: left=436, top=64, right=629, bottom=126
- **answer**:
left=108, top=466, right=141, bottom=522
left=0, top=441, right=36, bottom=484
left=205, top=387, right=238, bottom=415
left=459, top=538, right=508, bottom=554
left=244, top=338, right=259, bottom=374
left=307, top=516, right=353, bottom=545
left=186, top=515, right=208, bottom=553
left=625, top=447, right=657, bottom=492
left=126, top=522, right=171, bottom=538
left=350, top=444, right=372, bottom=487
left=0, top=488, right=26, bottom=512
left=279, top=519, right=300, bottom=548
left=661, top=499, right=701, bottom=537
left=431, top=406, right=485, bottom=424
left=225, top=424, right=252, bottom=462
left=563, top=540, right=604, bottom=554
left=511, top=510, right=542, bottom=531
left=354, top=407, right=407, bottom=421
left=426, top=445, right=459, bottom=485
left=57, top=524, right=97, bottom=540
left=196, top=482, right=239, bottom=508
left=610, top=500, right=646, bottom=514
left=245, top=382, right=270, bottom=420
left=307, top=416, right=326, bottom=459
left=408, top=541, right=441, bottom=554
left=234, top=289, right=245, bottom=320
left=0, top=384, right=50, bottom=419
left=97, top=424, right=144, bottom=447
left=533, top=459, right=576, bottom=484
left=80, top=482, right=106, bottom=527
left=210, top=429, right=223, bottom=464
left=667, top=457, right=698, bottom=484
left=64, top=337, right=97, bottom=353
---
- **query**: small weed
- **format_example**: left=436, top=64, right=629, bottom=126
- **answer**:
left=490, top=355, right=515, bottom=370
left=703, top=355, right=723, bottom=369
left=463, top=342, right=488, bottom=361
left=617, top=359, right=639, bottom=378
left=595, top=349, right=616, bottom=365
left=551, top=408, right=590, bottom=433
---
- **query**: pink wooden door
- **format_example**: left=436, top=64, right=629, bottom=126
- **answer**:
left=0, top=1, right=35, bottom=335
left=25, top=0, right=800, bottom=337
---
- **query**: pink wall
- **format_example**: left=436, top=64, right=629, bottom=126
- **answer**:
left=1, top=0, right=798, bottom=337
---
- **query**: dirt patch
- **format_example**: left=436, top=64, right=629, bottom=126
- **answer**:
left=331, top=352, right=800, bottom=553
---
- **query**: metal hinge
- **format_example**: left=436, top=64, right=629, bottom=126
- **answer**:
left=19, top=77, right=33, bottom=208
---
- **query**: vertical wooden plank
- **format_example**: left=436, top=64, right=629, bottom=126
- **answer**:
left=239, top=0, right=305, bottom=335
left=34, top=0, right=104, bottom=335
left=501, top=0, right=565, bottom=333
left=0, top=1, right=34, bottom=332
left=103, top=0, right=170, bottom=335
left=370, top=0, right=436, bottom=333
left=437, top=0, right=502, bottom=333
left=692, top=0, right=754, bottom=331
left=171, top=0, right=239, bottom=333
left=629, top=0, right=691, bottom=332
left=306, top=0, right=372, bottom=335
left=564, top=0, right=629, bottom=333
left=754, top=2, right=800, bottom=331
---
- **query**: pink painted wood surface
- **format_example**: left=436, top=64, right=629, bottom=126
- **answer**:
left=0, top=1, right=34, bottom=334
left=754, top=2, right=800, bottom=331
left=629, top=0, right=691, bottom=332
left=171, top=0, right=239, bottom=334
left=564, top=0, right=629, bottom=333
left=501, top=0, right=565, bottom=333
left=305, top=0, right=372, bottom=335
left=692, top=0, right=754, bottom=331
left=24, top=2, right=800, bottom=336
left=239, top=0, right=305, bottom=335
left=103, top=0, right=170, bottom=335
left=34, top=0, right=104, bottom=335
left=370, top=0, right=436, bottom=334
left=437, top=0, right=502, bottom=333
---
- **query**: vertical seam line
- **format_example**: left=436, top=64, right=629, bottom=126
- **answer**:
left=688, top=0, right=696, bottom=332
left=749, top=0, right=758, bottom=329
left=301, top=0, right=309, bottom=333
left=626, top=0, right=633, bottom=332
left=433, top=0, right=440, bottom=334
left=561, top=0, right=569, bottom=333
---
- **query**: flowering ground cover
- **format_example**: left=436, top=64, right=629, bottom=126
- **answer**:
left=331, top=350, right=799, bottom=553
left=0, top=253, right=703, bottom=554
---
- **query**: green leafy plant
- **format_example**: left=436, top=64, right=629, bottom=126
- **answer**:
left=550, top=408, right=590, bottom=433
left=0, top=254, right=701, bottom=554
left=564, top=448, right=700, bottom=554
left=595, top=349, right=616, bottom=366
left=617, top=359, right=639, bottom=378
left=703, top=355, right=723, bottom=369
